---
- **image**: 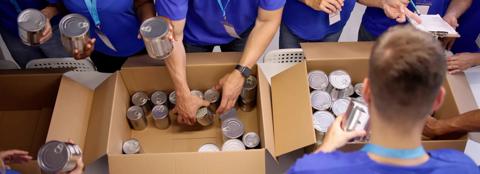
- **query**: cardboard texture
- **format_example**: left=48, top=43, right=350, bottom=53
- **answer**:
left=301, top=42, right=374, bottom=60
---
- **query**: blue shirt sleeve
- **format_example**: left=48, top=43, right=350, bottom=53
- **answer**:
left=47, top=0, right=58, bottom=4
left=259, top=0, right=286, bottom=11
left=156, top=0, right=188, bottom=20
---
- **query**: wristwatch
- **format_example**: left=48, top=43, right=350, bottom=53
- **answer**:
left=235, top=64, right=252, bottom=78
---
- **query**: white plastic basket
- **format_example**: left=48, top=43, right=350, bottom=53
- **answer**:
left=26, top=58, right=96, bottom=72
left=263, top=49, right=305, bottom=63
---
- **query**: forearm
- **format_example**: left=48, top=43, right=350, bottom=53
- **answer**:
left=445, top=0, right=472, bottom=18
left=134, top=0, right=156, bottom=22
left=357, top=0, right=383, bottom=8
left=40, top=6, right=58, bottom=19
left=441, top=109, right=480, bottom=133
left=165, top=42, right=190, bottom=97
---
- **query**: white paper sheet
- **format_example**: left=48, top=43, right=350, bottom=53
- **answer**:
left=410, top=14, right=459, bottom=37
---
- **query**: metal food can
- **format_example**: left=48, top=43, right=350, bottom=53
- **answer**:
left=152, top=105, right=170, bottom=129
left=131, top=91, right=152, bottom=113
left=310, top=90, right=332, bottom=111
left=221, top=117, right=245, bottom=139
left=328, top=70, right=351, bottom=90
left=196, top=107, right=215, bottom=126
left=17, top=9, right=48, bottom=46
left=242, top=132, right=260, bottom=149
left=315, top=129, right=325, bottom=143
left=354, top=83, right=364, bottom=96
left=344, top=99, right=370, bottom=132
left=312, top=111, right=335, bottom=133
left=344, top=84, right=354, bottom=97
left=151, top=90, right=168, bottom=105
left=240, top=75, right=257, bottom=103
left=238, top=99, right=255, bottom=112
left=168, top=91, right=176, bottom=105
left=140, top=17, right=173, bottom=60
left=198, top=143, right=220, bottom=152
left=221, top=139, right=246, bottom=152
left=59, top=14, right=90, bottom=55
left=122, top=138, right=142, bottom=154
left=191, top=90, right=204, bottom=100
left=308, top=70, right=329, bottom=90
left=204, top=88, right=220, bottom=112
left=37, top=140, right=82, bottom=173
left=331, top=98, right=351, bottom=117
left=127, top=106, right=148, bottom=130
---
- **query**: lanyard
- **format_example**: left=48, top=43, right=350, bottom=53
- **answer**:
left=361, top=144, right=427, bottom=159
left=84, top=0, right=101, bottom=27
left=216, top=0, right=231, bottom=19
left=9, top=0, right=22, bottom=13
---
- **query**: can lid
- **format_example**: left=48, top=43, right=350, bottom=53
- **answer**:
left=18, top=9, right=46, bottom=32
left=123, top=138, right=141, bottom=154
left=221, top=117, right=245, bottom=139
left=354, top=83, right=364, bottom=96
left=190, top=90, right=204, bottom=100
left=242, top=132, right=260, bottom=148
left=198, top=144, right=220, bottom=152
left=308, top=70, right=329, bottom=90
left=312, top=111, right=335, bottom=132
left=152, top=105, right=169, bottom=119
left=127, top=106, right=144, bottom=120
left=222, top=139, right=246, bottom=151
left=59, top=14, right=89, bottom=37
left=332, top=98, right=351, bottom=116
left=196, top=107, right=210, bottom=119
left=310, top=90, right=332, bottom=111
left=329, top=70, right=351, bottom=89
left=344, top=84, right=354, bottom=97
left=151, top=91, right=167, bottom=105
left=243, top=76, right=258, bottom=90
left=37, top=141, right=70, bottom=172
left=140, top=17, right=169, bottom=38
left=204, top=89, right=220, bottom=103
left=132, top=92, right=149, bottom=106
left=169, top=91, right=176, bottom=104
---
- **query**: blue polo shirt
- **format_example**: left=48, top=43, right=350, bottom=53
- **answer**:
left=282, top=0, right=355, bottom=41
left=49, top=0, right=144, bottom=57
left=288, top=149, right=479, bottom=174
left=451, top=1, right=480, bottom=54
left=156, top=0, right=285, bottom=46
left=0, top=0, right=61, bottom=36
left=361, top=0, right=450, bottom=37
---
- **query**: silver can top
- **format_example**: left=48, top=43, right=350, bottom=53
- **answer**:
left=332, top=98, right=351, bottom=117
left=354, top=83, right=364, bottom=96
left=344, top=84, right=354, bottom=97
left=242, top=132, right=260, bottom=148
left=221, top=139, right=246, bottom=152
left=123, top=138, right=141, bottom=154
left=151, top=91, right=167, bottom=105
left=204, top=89, right=220, bottom=103
left=198, top=143, right=220, bottom=152
left=312, top=111, right=335, bottom=132
left=196, top=107, right=210, bottom=119
left=329, top=70, right=351, bottom=90
left=310, top=90, right=332, bottom=111
left=18, top=9, right=46, bottom=32
left=131, top=91, right=149, bottom=106
left=38, top=141, right=81, bottom=173
left=191, top=90, right=204, bottom=100
left=221, top=117, right=245, bottom=139
left=152, top=105, right=169, bottom=119
left=127, top=106, right=144, bottom=120
left=243, top=76, right=258, bottom=90
left=169, top=91, right=176, bottom=105
left=308, top=70, right=329, bottom=90
left=140, top=17, right=169, bottom=39
left=59, top=13, right=89, bottom=37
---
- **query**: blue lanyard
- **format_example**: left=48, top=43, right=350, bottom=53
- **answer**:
left=361, top=144, right=427, bottom=159
left=84, top=0, right=101, bottom=27
left=216, top=0, right=231, bottom=19
left=9, top=0, right=22, bottom=13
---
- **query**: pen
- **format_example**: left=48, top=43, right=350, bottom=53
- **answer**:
left=409, top=0, right=421, bottom=15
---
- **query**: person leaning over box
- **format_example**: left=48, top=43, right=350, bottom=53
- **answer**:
left=0, top=0, right=69, bottom=68
left=288, top=25, right=479, bottom=174
left=45, top=0, right=156, bottom=73
left=155, top=0, right=285, bottom=125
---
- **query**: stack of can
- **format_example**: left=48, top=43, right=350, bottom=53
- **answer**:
left=239, top=75, right=258, bottom=112
left=127, top=91, right=171, bottom=131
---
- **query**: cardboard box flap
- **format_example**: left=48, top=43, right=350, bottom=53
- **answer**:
left=108, top=150, right=266, bottom=174
left=446, top=73, right=478, bottom=114
left=301, top=42, right=374, bottom=60
left=271, top=62, right=315, bottom=157
left=257, top=63, right=297, bottom=85
left=257, top=67, right=275, bottom=158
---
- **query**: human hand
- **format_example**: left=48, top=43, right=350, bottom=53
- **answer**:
left=447, top=53, right=480, bottom=74
left=315, top=115, right=366, bottom=153
left=173, top=93, right=210, bottom=125
left=441, top=14, right=459, bottom=50
left=382, top=0, right=421, bottom=23
left=214, top=71, right=245, bottom=115
left=304, top=0, right=344, bottom=14
left=40, top=19, right=52, bottom=44
left=73, top=38, right=96, bottom=60
left=0, top=150, right=32, bottom=165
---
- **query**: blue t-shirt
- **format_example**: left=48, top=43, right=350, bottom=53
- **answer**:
left=0, top=0, right=61, bottom=36
left=49, top=0, right=144, bottom=57
left=451, top=0, right=480, bottom=54
left=156, top=0, right=286, bottom=46
left=288, top=149, right=479, bottom=174
left=5, top=169, right=20, bottom=174
left=282, top=0, right=355, bottom=41
left=362, top=0, right=450, bottom=37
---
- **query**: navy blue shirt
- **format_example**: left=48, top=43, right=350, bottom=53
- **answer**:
left=282, top=0, right=355, bottom=41
left=451, top=0, right=480, bottom=54
left=49, top=0, right=145, bottom=57
left=289, top=149, right=479, bottom=174
left=156, top=0, right=285, bottom=46
left=361, top=0, right=450, bottom=37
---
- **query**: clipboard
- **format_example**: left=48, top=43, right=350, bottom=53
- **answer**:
left=409, top=14, right=460, bottom=38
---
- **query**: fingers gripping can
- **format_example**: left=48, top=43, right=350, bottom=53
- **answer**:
left=122, top=138, right=142, bottom=154
left=152, top=105, right=170, bottom=129
left=140, top=17, right=173, bottom=60
left=38, top=141, right=82, bottom=173
left=17, top=9, right=48, bottom=46
left=127, top=106, right=148, bottom=130
left=59, top=14, right=90, bottom=55
left=190, top=90, right=204, bottom=100
left=196, top=107, right=215, bottom=126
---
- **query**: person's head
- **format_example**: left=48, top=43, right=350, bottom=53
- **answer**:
left=362, top=25, right=446, bottom=127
